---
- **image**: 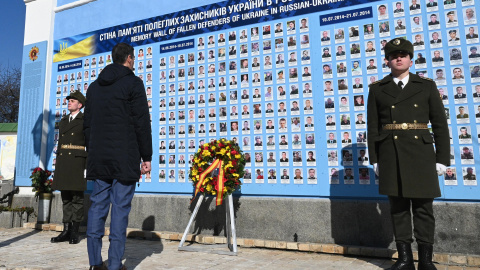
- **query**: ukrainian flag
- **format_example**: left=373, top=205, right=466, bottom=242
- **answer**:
left=53, top=33, right=97, bottom=63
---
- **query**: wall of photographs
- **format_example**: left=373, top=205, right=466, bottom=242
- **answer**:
left=49, top=0, right=480, bottom=200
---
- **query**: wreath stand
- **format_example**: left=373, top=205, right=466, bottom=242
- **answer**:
left=178, top=193, right=238, bottom=256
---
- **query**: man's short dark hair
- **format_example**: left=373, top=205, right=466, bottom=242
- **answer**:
left=112, top=43, right=134, bottom=64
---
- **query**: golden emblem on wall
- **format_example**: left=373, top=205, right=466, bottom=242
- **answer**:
left=29, top=46, right=39, bottom=61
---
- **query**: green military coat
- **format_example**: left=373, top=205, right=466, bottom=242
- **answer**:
left=367, top=73, right=450, bottom=198
left=52, top=112, right=87, bottom=191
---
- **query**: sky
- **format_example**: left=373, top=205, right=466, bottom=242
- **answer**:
left=0, top=0, right=26, bottom=68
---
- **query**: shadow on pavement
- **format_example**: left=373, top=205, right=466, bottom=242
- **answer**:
left=0, top=229, right=40, bottom=248
left=124, top=216, right=164, bottom=269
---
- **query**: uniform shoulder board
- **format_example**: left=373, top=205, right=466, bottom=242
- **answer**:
left=420, top=76, right=433, bottom=81
left=369, top=80, right=381, bottom=86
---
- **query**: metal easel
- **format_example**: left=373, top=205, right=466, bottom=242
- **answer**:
left=178, top=193, right=238, bottom=255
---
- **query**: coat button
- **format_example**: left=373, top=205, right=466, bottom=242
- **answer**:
left=71, top=133, right=74, bottom=135
left=414, top=120, right=417, bottom=123
left=394, top=136, right=398, bottom=139
left=414, top=104, right=418, bottom=107
left=61, top=134, right=64, bottom=137
left=393, top=120, right=397, bottom=124
left=69, top=152, right=71, bottom=155
left=415, top=136, right=418, bottom=139
left=391, top=105, right=395, bottom=109
left=60, top=153, right=63, bottom=156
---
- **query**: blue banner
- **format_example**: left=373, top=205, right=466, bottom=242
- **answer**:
left=320, top=7, right=373, bottom=26
left=160, top=39, right=195, bottom=53
left=57, top=60, right=83, bottom=72
left=53, top=0, right=380, bottom=61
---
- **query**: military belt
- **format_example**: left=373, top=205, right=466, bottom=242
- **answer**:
left=60, top=144, right=85, bottom=150
left=383, top=123, right=428, bottom=130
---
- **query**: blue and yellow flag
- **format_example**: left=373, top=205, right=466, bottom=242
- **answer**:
left=53, top=33, right=97, bottom=63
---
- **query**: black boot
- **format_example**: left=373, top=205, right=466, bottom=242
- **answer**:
left=418, top=243, right=437, bottom=270
left=388, top=242, right=415, bottom=270
left=69, top=222, right=81, bottom=244
left=51, top=222, right=71, bottom=243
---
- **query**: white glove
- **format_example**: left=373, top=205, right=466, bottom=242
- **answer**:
left=373, top=163, right=379, bottom=176
left=436, top=163, right=447, bottom=176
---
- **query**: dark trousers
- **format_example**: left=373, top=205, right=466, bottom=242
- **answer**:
left=87, top=179, right=136, bottom=270
left=61, top=190, right=85, bottom=223
left=388, top=196, right=435, bottom=245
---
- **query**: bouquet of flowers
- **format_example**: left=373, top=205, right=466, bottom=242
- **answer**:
left=30, top=167, right=53, bottom=196
left=189, top=139, right=245, bottom=205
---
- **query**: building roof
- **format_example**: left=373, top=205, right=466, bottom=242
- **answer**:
left=0, top=123, right=18, bottom=132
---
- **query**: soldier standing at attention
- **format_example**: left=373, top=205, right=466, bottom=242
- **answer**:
left=367, top=38, right=450, bottom=270
left=51, top=90, right=87, bottom=245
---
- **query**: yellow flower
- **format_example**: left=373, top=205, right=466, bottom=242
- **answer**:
left=219, top=148, right=226, bottom=155
left=212, top=191, right=216, bottom=195
left=196, top=175, right=199, bottom=179
left=224, top=163, right=233, bottom=169
left=194, top=158, right=200, bottom=163
left=223, top=187, right=227, bottom=193
left=206, top=185, right=213, bottom=191
left=235, top=154, right=241, bottom=159
left=226, top=140, right=230, bottom=144
left=197, top=148, right=201, bottom=153
left=202, top=150, right=211, bottom=157
left=232, top=173, right=239, bottom=178
left=203, top=143, right=209, bottom=147
left=192, top=170, right=198, bottom=176
left=211, top=146, right=216, bottom=151
left=226, top=152, right=231, bottom=158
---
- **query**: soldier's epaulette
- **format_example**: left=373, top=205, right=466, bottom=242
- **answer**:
left=420, top=76, right=433, bottom=81
left=369, top=80, right=381, bottom=86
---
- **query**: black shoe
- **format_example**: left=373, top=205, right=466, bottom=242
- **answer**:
left=51, top=222, right=71, bottom=243
left=89, top=262, right=107, bottom=270
left=418, top=243, right=437, bottom=270
left=388, top=242, right=415, bottom=270
left=69, top=222, right=81, bottom=244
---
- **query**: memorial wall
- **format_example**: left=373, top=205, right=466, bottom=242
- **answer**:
left=48, top=0, right=479, bottom=200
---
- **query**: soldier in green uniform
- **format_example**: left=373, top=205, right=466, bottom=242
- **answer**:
left=367, top=38, right=450, bottom=270
left=51, top=91, right=87, bottom=245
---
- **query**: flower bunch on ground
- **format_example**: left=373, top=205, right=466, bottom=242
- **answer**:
left=30, top=167, right=53, bottom=196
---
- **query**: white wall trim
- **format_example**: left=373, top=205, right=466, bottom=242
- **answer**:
left=39, top=0, right=58, bottom=170
left=54, top=0, right=97, bottom=13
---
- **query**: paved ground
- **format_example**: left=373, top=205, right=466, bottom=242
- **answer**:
left=0, top=228, right=475, bottom=270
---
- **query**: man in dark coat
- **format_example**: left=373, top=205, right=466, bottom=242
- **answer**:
left=51, top=90, right=87, bottom=245
left=84, top=43, right=152, bottom=270
left=367, top=38, right=449, bottom=270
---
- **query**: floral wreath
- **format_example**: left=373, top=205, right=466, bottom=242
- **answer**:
left=189, top=138, right=245, bottom=205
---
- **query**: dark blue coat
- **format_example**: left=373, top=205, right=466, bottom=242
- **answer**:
left=84, top=63, right=152, bottom=182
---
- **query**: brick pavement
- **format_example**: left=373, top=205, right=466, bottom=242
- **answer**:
left=0, top=228, right=478, bottom=270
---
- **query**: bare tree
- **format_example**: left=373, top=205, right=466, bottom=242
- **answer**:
left=0, top=66, right=21, bottom=123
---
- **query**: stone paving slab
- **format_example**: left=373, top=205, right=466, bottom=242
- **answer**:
left=0, top=228, right=476, bottom=270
